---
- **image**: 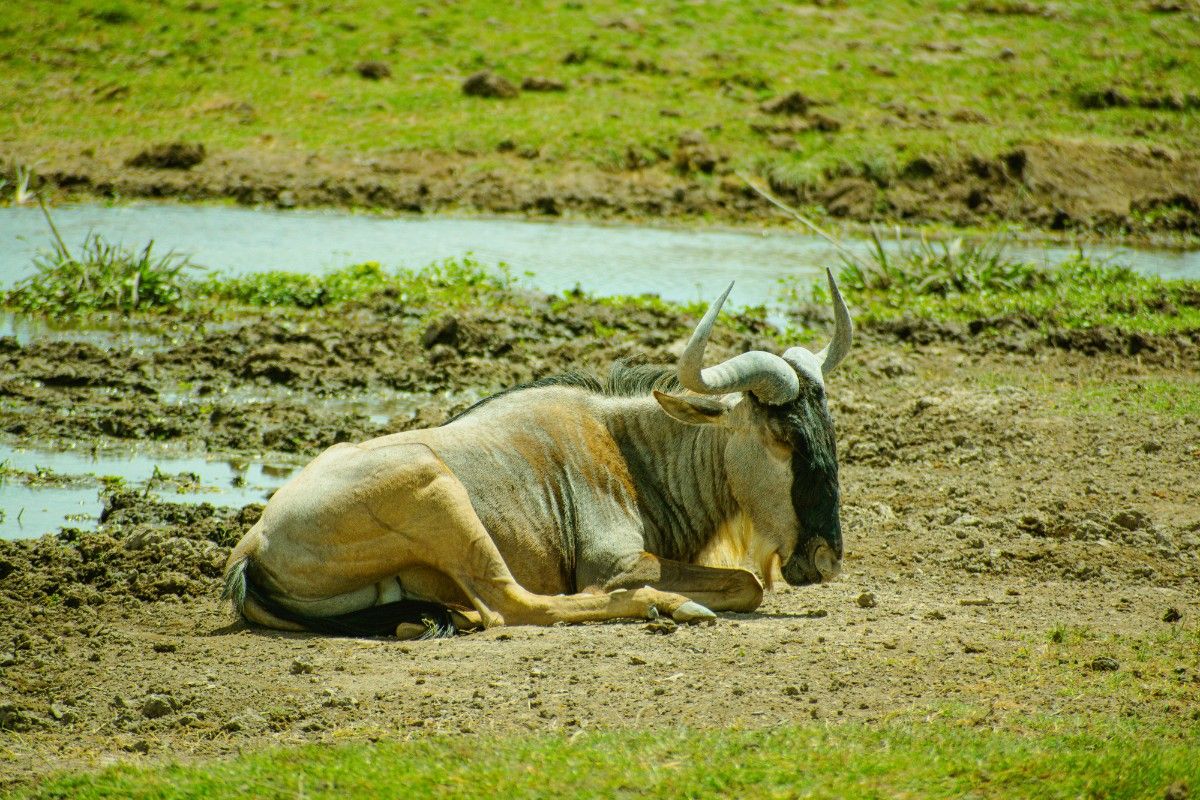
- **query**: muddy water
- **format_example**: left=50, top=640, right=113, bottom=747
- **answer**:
left=0, top=443, right=296, bottom=539
left=2, top=204, right=1199, bottom=309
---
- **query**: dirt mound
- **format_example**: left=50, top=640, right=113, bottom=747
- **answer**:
left=0, top=493, right=255, bottom=611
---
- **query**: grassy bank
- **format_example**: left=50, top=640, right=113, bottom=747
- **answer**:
left=2, top=2, right=1198, bottom=233
left=3, top=1, right=1196, bottom=175
left=11, top=718, right=1196, bottom=800
left=5, top=224, right=1198, bottom=337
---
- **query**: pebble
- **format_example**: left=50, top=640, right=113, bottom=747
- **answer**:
left=1089, top=656, right=1120, bottom=672
left=856, top=592, right=877, bottom=609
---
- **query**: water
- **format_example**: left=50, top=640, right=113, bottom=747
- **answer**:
left=2, top=204, right=1198, bottom=312
left=0, top=443, right=297, bottom=540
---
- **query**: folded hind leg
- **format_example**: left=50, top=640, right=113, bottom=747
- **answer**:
left=414, top=463, right=713, bottom=627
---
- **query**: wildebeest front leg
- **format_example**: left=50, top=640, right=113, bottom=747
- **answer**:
left=420, top=465, right=714, bottom=627
left=599, top=553, right=764, bottom=613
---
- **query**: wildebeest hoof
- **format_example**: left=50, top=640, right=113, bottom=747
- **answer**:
left=671, top=601, right=716, bottom=624
left=394, top=622, right=429, bottom=640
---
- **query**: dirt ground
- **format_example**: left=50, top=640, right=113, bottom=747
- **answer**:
left=4, top=137, right=1199, bottom=239
left=1, top=296, right=1199, bottom=788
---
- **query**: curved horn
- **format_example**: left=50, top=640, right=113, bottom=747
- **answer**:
left=815, top=267, right=853, bottom=376
left=678, top=282, right=800, bottom=405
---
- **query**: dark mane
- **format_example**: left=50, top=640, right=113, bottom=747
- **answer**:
left=444, top=358, right=680, bottom=425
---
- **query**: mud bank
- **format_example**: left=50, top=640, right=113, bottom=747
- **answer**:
left=5, top=138, right=1199, bottom=239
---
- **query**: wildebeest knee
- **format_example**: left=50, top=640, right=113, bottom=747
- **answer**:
left=727, top=570, right=764, bottom=611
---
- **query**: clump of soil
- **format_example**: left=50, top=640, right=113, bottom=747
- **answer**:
left=125, top=142, right=207, bottom=170
left=354, top=60, right=391, bottom=80
left=462, top=71, right=519, bottom=99
left=760, top=91, right=817, bottom=116
left=522, top=76, right=567, bottom=92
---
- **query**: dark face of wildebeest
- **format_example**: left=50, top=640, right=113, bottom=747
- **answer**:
left=773, top=382, right=842, bottom=586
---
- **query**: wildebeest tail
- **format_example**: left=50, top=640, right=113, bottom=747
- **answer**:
left=222, top=555, right=456, bottom=639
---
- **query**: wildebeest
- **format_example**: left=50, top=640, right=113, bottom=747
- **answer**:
left=223, top=270, right=852, bottom=637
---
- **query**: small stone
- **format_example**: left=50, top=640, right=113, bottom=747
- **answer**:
left=644, top=619, right=678, bottom=635
left=629, top=655, right=647, bottom=666
left=152, top=642, right=177, bottom=653
left=141, top=694, right=174, bottom=719
left=961, top=641, right=986, bottom=654
left=856, top=592, right=877, bottom=609
left=925, top=610, right=947, bottom=620
left=1164, top=607, right=1183, bottom=623
left=998, top=47, right=1017, bottom=60
left=290, top=658, right=315, bottom=675
left=276, top=190, right=297, bottom=209
left=462, top=70, right=518, bottom=99
left=1089, top=656, right=1120, bottom=672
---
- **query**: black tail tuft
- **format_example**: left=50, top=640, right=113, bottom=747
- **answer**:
left=242, top=570, right=456, bottom=639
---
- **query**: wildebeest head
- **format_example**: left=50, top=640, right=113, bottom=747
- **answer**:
left=653, top=269, right=852, bottom=586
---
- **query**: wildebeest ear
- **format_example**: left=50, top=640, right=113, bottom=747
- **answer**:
left=653, top=390, right=729, bottom=425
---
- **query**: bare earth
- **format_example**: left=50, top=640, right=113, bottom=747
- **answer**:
left=1, top=300, right=1198, bottom=788
left=4, top=137, right=1200, bottom=239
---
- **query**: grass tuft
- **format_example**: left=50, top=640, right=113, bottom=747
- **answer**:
left=790, top=230, right=1200, bottom=335
left=4, top=233, right=200, bottom=315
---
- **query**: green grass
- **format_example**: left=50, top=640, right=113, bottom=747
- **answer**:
left=4, top=232, right=200, bottom=315
left=12, top=719, right=1198, bottom=800
left=1062, top=377, right=1200, bottom=419
left=1, top=1, right=1197, bottom=188
left=3, top=254, right=518, bottom=316
left=199, top=257, right=518, bottom=310
left=790, top=232, right=1200, bottom=334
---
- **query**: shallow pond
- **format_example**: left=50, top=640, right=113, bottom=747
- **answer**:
left=0, top=443, right=297, bottom=540
left=2, top=204, right=1198, bottom=310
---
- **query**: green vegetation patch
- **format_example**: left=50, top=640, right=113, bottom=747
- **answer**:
left=3, top=253, right=517, bottom=317
left=789, top=233, right=1200, bottom=335
left=199, top=257, right=517, bottom=311
left=1, top=1, right=1197, bottom=186
left=14, top=720, right=1198, bottom=800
